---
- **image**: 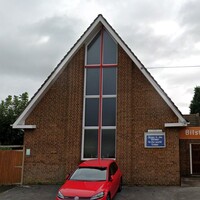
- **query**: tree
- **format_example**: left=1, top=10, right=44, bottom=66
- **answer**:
left=0, top=92, right=29, bottom=145
left=190, top=86, right=200, bottom=114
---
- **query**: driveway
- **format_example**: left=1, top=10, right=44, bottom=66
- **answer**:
left=0, top=185, right=200, bottom=200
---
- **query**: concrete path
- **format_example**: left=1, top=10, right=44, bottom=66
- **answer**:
left=0, top=185, right=200, bottom=200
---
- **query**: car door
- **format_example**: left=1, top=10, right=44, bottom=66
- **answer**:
left=109, top=162, right=119, bottom=197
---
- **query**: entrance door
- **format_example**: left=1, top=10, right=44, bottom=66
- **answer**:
left=190, top=144, right=200, bottom=174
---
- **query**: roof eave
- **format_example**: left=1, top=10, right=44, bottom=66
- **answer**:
left=12, top=124, right=36, bottom=129
left=165, top=122, right=188, bottom=128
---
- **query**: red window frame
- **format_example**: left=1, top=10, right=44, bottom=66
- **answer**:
left=84, top=26, right=117, bottom=159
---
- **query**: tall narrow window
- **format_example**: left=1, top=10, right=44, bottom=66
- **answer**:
left=83, top=27, right=117, bottom=160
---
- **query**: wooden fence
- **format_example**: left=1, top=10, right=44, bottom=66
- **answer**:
left=0, top=146, right=24, bottom=185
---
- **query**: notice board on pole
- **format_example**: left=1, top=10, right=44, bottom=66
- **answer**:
left=144, top=130, right=166, bottom=148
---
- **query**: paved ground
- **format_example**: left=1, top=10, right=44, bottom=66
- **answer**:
left=1, top=185, right=200, bottom=200
left=0, top=186, right=15, bottom=194
left=0, top=185, right=60, bottom=200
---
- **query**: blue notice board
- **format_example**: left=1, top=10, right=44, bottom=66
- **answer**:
left=145, top=132, right=166, bottom=148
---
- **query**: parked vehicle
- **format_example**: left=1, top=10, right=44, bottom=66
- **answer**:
left=56, top=159, right=122, bottom=200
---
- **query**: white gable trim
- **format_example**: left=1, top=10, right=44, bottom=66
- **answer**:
left=13, top=14, right=187, bottom=129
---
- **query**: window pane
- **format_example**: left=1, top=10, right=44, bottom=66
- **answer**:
left=102, top=98, right=116, bottom=126
left=103, top=68, right=116, bottom=95
left=103, top=30, right=117, bottom=64
left=86, top=68, right=100, bottom=95
left=101, top=129, right=115, bottom=158
left=87, top=31, right=101, bottom=65
left=85, top=98, right=99, bottom=126
left=84, top=129, right=98, bottom=158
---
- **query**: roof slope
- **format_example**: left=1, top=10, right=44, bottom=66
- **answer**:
left=13, top=14, right=187, bottom=129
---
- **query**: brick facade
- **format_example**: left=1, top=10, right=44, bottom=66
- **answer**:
left=116, top=46, right=180, bottom=185
left=23, top=45, right=181, bottom=185
left=24, top=46, right=85, bottom=184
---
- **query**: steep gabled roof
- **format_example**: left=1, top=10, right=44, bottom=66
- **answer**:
left=13, top=14, right=187, bottom=129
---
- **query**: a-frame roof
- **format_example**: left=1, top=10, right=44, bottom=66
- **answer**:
left=13, top=14, right=187, bottom=129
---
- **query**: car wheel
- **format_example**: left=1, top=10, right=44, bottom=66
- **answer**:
left=118, top=178, right=122, bottom=192
left=106, top=194, right=111, bottom=200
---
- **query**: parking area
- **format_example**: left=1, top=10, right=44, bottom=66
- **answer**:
left=1, top=185, right=200, bottom=200
left=0, top=185, right=60, bottom=200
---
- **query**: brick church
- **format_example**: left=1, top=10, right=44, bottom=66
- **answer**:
left=13, top=15, right=191, bottom=185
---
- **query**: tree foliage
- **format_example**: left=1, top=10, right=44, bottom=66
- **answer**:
left=0, top=92, right=29, bottom=145
left=190, top=86, right=200, bottom=114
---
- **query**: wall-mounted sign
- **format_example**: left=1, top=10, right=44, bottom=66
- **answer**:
left=144, top=131, right=166, bottom=148
left=179, top=127, right=200, bottom=139
left=26, top=149, right=31, bottom=156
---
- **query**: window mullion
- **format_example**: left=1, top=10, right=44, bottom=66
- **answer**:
left=97, top=27, right=104, bottom=159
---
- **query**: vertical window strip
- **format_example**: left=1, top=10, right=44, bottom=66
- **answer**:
left=83, top=27, right=117, bottom=159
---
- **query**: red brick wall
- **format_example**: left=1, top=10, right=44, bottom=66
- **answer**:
left=24, top=46, right=84, bottom=184
left=23, top=45, right=180, bottom=185
left=116, top=46, right=180, bottom=185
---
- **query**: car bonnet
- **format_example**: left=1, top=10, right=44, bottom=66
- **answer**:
left=60, top=180, right=107, bottom=197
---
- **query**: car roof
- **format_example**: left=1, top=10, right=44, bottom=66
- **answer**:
left=79, top=159, right=115, bottom=168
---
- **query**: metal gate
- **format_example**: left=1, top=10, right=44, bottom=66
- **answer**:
left=0, top=146, right=24, bottom=185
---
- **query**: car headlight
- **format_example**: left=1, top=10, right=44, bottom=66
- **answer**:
left=90, top=191, right=105, bottom=200
left=57, top=191, right=64, bottom=199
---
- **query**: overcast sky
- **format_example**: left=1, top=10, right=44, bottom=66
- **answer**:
left=1, top=0, right=200, bottom=114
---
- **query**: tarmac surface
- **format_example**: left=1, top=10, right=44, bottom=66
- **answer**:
left=0, top=184, right=200, bottom=200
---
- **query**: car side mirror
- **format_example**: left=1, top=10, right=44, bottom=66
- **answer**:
left=66, top=174, right=70, bottom=180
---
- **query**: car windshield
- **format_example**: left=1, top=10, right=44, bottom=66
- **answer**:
left=70, top=167, right=107, bottom=181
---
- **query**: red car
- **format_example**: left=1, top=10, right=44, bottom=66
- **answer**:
left=56, top=159, right=122, bottom=200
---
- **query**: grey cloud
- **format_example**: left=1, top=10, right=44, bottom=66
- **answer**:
left=0, top=73, right=42, bottom=101
left=180, top=0, right=200, bottom=26
left=107, top=0, right=200, bottom=69
left=179, top=0, right=200, bottom=41
left=0, top=15, right=84, bottom=79
left=153, top=68, right=200, bottom=86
